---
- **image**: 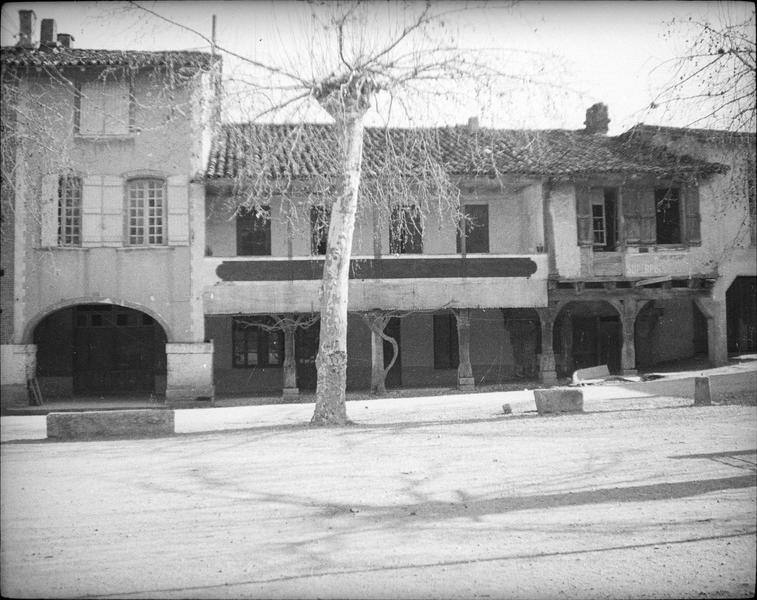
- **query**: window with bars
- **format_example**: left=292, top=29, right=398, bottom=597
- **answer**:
left=127, top=179, right=165, bottom=245
left=58, top=175, right=81, bottom=246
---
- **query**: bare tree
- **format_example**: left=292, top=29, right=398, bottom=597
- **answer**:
left=649, top=7, right=756, bottom=132
left=130, top=0, right=565, bottom=425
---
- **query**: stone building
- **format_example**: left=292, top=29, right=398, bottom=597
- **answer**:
left=1, top=13, right=754, bottom=407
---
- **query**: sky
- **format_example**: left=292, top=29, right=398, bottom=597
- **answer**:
left=1, top=1, right=754, bottom=134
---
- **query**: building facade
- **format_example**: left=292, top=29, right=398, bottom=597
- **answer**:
left=1, top=18, right=754, bottom=407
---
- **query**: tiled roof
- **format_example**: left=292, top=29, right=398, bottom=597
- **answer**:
left=206, top=122, right=727, bottom=180
left=0, top=47, right=217, bottom=69
left=623, top=123, right=756, bottom=145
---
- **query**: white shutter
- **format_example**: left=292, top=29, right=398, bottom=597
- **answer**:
left=166, top=175, right=189, bottom=245
left=81, top=175, right=103, bottom=246
left=101, top=176, right=123, bottom=246
left=102, top=80, right=130, bottom=135
left=79, top=81, right=105, bottom=135
left=39, top=174, right=58, bottom=247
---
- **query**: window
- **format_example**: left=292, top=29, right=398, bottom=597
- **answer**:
left=655, top=187, right=681, bottom=244
left=76, top=78, right=131, bottom=136
left=237, top=206, right=271, bottom=256
left=127, top=179, right=165, bottom=245
left=58, top=175, right=81, bottom=246
left=456, top=204, right=489, bottom=253
left=310, top=205, right=330, bottom=255
left=232, top=317, right=283, bottom=368
left=390, top=205, right=423, bottom=254
left=433, top=313, right=459, bottom=369
left=592, top=189, right=617, bottom=251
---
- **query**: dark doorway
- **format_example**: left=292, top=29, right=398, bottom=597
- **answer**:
left=73, top=305, right=166, bottom=394
left=572, top=315, right=621, bottom=374
left=727, top=276, right=757, bottom=353
left=383, top=317, right=402, bottom=388
left=296, top=322, right=320, bottom=390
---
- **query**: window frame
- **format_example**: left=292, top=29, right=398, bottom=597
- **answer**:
left=125, top=178, right=167, bottom=246
left=58, top=175, right=82, bottom=247
left=310, top=205, right=330, bottom=255
left=74, top=74, right=134, bottom=136
left=232, top=317, right=284, bottom=368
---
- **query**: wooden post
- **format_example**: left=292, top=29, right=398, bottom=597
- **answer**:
left=536, top=307, right=558, bottom=385
left=454, top=308, right=474, bottom=391
left=282, top=322, right=299, bottom=400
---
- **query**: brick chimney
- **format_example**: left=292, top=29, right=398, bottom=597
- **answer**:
left=57, top=33, right=74, bottom=49
left=16, top=9, right=37, bottom=48
left=584, top=103, right=610, bottom=134
left=40, top=18, right=57, bottom=49
left=468, top=116, right=479, bottom=133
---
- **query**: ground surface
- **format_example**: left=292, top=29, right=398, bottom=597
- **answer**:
left=1, top=388, right=756, bottom=599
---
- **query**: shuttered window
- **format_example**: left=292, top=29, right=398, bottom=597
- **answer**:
left=77, top=79, right=131, bottom=136
left=127, top=179, right=165, bottom=245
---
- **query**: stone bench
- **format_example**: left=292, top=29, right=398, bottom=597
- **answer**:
left=47, top=409, right=175, bottom=440
left=533, top=387, right=584, bottom=415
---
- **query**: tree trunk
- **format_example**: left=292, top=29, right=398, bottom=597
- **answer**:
left=453, top=308, right=475, bottom=390
left=311, top=104, right=367, bottom=425
left=363, top=311, right=398, bottom=395
left=282, top=322, right=298, bottom=399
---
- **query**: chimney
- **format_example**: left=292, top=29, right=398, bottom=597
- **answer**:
left=57, top=33, right=74, bottom=49
left=584, top=103, right=610, bottom=135
left=16, top=9, right=37, bottom=49
left=468, top=116, right=479, bottom=133
left=40, top=19, right=57, bottom=49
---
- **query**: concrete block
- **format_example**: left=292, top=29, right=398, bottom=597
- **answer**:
left=47, top=409, right=174, bottom=440
left=458, top=377, right=475, bottom=392
left=282, top=388, right=300, bottom=401
left=534, top=387, right=584, bottom=415
left=694, top=377, right=712, bottom=406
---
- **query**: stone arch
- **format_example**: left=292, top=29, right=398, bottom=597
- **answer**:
left=726, top=276, right=757, bottom=354
left=22, top=297, right=174, bottom=344
left=553, top=300, right=622, bottom=376
left=30, top=300, right=170, bottom=398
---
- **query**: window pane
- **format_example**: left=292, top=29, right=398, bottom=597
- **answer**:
left=390, top=206, right=423, bottom=254
left=457, top=205, right=489, bottom=253
left=237, top=206, right=272, bottom=256
left=127, top=179, right=164, bottom=245
left=58, top=176, right=82, bottom=246
left=655, top=188, right=681, bottom=244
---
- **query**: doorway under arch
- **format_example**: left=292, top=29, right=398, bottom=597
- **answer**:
left=727, top=276, right=757, bottom=354
left=553, top=301, right=621, bottom=377
left=33, top=304, right=167, bottom=397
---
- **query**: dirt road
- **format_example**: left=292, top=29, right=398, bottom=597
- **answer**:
left=1, top=400, right=755, bottom=598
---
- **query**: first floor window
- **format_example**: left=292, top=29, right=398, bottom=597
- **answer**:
left=127, top=178, right=165, bottom=245
left=237, top=205, right=271, bottom=255
left=58, top=175, right=82, bottom=246
left=433, top=313, right=459, bottom=369
left=390, top=205, right=423, bottom=253
left=310, top=205, right=330, bottom=255
left=232, top=317, right=283, bottom=368
left=655, top=187, right=681, bottom=244
left=457, top=204, right=489, bottom=253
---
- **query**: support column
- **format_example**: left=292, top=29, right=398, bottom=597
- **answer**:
left=282, top=324, right=299, bottom=400
left=0, top=344, right=37, bottom=409
left=454, top=309, right=474, bottom=391
left=613, top=299, right=649, bottom=376
left=165, top=341, right=215, bottom=404
left=695, top=296, right=728, bottom=367
left=536, top=308, right=557, bottom=385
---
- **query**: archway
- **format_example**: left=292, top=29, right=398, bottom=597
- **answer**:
left=553, top=301, right=621, bottom=377
left=726, top=276, right=757, bottom=354
left=33, top=304, right=167, bottom=397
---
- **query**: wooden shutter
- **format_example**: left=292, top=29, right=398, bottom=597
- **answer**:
left=639, top=188, right=657, bottom=245
left=167, top=175, right=189, bottom=245
left=622, top=187, right=642, bottom=244
left=575, top=183, right=593, bottom=246
left=39, top=174, right=58, bottom=247
left=101, top=176, right=123, bottom=246
left=684, top=180, right=701, bottom=245
left=79, top=81, right=105, bottom=135
left=81, top=175, right=103, bottom=246
left=102, top=80, right=129, bottom=135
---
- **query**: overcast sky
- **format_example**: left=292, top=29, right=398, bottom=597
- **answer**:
left=1, top=1, right=753, bottom=133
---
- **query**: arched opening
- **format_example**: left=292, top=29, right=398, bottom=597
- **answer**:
left=33, top=304, right=167, bottom=398
left=727, top=276, right=757, bottom=354
left=553, top=301, right=621, bottom=377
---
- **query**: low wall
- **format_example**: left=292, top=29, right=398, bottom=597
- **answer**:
left=47, top=409, right=175, bottom=440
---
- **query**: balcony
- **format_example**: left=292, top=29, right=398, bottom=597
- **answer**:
left=202, top=254, right=549, bottom=313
